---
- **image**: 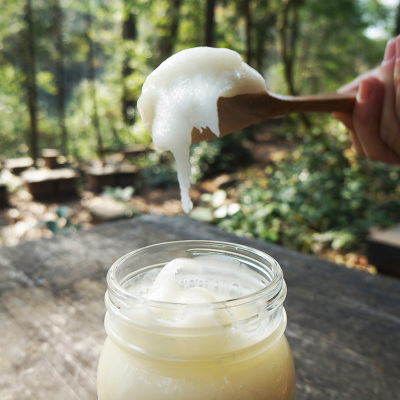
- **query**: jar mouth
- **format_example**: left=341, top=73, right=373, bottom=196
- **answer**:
left=107, top=240, right=286, bottom=310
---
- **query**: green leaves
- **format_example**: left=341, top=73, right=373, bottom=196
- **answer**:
left=36, top=71, right=57, bottom=95
left=102, top=186, right=135, bottom=202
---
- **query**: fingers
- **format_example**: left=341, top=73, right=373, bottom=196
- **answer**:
left=337, top=67, right=379, bottom=94
left=332, top=111, right=354, bottom=132
left=332, top=111, right=363, bottom=154
left=377, top=38, right=400, bottom=158
left=349, top=127, right=365, bottom=158
left=335, top=36, right=400, bottom=165
left=394, top=38, right=400, bottom=126
left=334, top=67, right=379, bottom=158
left=352, top=76, right=400, bottom=164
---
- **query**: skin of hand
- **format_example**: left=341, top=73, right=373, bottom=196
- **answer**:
left=333, top=36, right=400, bottom=164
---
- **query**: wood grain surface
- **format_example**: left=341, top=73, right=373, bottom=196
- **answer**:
left=0, top=215, right=399, bottom=399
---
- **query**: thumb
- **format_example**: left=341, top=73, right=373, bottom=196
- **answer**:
left=332, top=111, right=354, bottom=132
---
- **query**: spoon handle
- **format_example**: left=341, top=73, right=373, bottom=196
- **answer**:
left=270, top=92, right=356, bottom=115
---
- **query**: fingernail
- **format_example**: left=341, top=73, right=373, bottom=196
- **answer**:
left=383, top=39, right=396, bottom=63
left=357, top=79, right=372, bottom=102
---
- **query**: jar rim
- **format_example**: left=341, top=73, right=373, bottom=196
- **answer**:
left=107, top=240, right=285, bottom=310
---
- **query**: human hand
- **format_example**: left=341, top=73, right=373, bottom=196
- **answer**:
left=334, top=36, right=400, bottom=164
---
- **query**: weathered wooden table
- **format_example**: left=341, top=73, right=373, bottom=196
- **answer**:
left=0, top=215, right=399, bottom=399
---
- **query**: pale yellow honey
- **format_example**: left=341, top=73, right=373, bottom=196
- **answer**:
left=97, top=312, right=295, bottom=400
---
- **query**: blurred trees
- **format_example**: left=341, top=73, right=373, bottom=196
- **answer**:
left=85, top=0, right=104, bottom=159
left=121, top=0, right=138, bottom=125
left=24, top=0, right=39, bottom=166
left=205, top=0, right=216, bottom=47
left=0, top=0, right=396, bottom=160
left=52, top=0, right=68, bottom=156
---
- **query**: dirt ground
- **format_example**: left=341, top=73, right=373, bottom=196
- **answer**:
left=0, top=186, right=180, bottom=247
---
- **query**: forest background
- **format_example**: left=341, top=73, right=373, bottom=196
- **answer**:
left=1, top=0, right=400, bottom=271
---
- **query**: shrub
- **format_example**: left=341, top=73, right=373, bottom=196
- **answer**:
left=190, top=131, right=253, bottom=182
left=218, top=131, right=400, bottom=255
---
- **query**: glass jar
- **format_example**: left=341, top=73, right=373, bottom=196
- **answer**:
left=97, top=240, right=295, bottom=400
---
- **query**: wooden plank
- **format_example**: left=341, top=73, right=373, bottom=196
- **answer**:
left=0, top=285, right=103, bottom=399
left=0, top=307, right=80, bottom=400
left=0, top=215, right=399, bottom=399
left=0, top=255, right=103, bottom=399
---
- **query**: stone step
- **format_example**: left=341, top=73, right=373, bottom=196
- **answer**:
left=366, top=225, right=400, bottom=278
left=84, top=197, right=131, bottom=222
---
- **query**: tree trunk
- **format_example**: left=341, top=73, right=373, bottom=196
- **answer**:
left=158, top=0, right=183, bottom=62
left=85, top=1, right=104, bottom=160
left=53, top=0, right=68, bottom=156
left=253, top=1, right=276, bottom=74
left=278, top=0, right=297, bottom=95
left=205, top=0, right=216, bottom=47
left=278, top=0, right=311, bottom=127
left=122, top=1, right=137, bottom=125
left=254, top=14, right=275, bottom=73
left=243, top=0, right=253, bottom=66
left=25, top=0, right=39, bottom=167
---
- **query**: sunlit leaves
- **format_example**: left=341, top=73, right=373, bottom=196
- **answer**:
left=36, top=71, right=57, bottom=95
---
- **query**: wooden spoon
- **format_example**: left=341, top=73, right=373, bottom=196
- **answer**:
left=191, top=91, right=356, bottom=143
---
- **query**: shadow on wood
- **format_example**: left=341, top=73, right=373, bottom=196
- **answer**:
left=366, top=225, right=400, bottom=279
left=0, top=184, right=9, bottom=208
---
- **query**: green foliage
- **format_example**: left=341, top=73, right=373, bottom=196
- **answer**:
left=138, top=150, right=178, bottom=189
left=66, top=79, right=129, bottom=158
left=178, top=0, right=204, bottom=49
left=190, top=132, right=253, bottom=182
left=0, top=64, right=29, bottom=156
left=102, top=186, right=135, bottom=202
left=219, top=130, right=400, bottom=254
